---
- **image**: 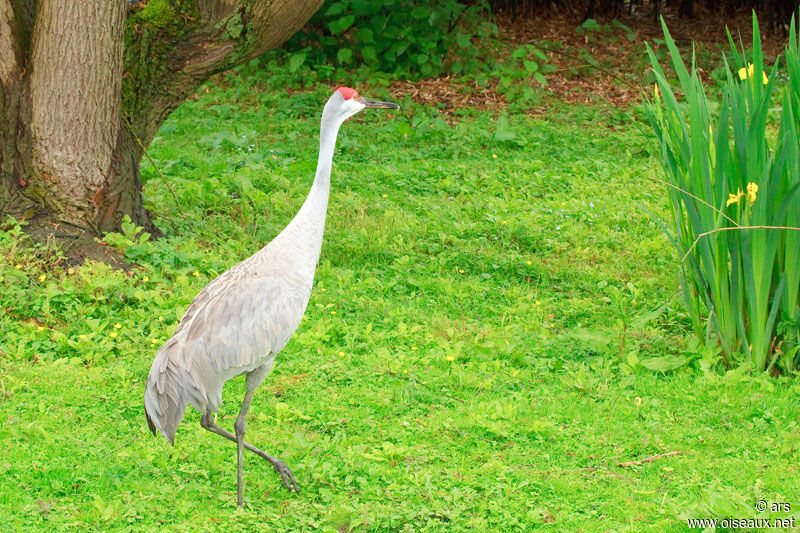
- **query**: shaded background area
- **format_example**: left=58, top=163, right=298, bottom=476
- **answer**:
left=491, top=0, right=799, bottom=30
left=287, top=0, right=798, bottom=115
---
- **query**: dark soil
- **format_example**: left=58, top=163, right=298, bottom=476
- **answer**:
left=390, top=5, right=791, bottom=112
left=22, top=213, right=134, bottom=270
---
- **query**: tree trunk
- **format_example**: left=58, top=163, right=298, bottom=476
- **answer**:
left=0, top=0, right=324, bottom=240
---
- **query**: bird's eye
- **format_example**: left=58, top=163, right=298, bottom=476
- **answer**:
left=353, top=93, right=359, bottom=100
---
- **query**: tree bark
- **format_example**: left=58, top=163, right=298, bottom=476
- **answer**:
left=0, top=0, right=325, bottom=239
left=28, top=1, right=129, bottom=233
left=0, top=0, right=30, bottom=220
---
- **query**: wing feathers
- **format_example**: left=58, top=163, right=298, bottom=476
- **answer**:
left=144, top=255, right=315, bottom=441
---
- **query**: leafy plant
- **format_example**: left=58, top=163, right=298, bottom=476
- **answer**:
left=575, top=18, right=606, bottom=43
left=490, top=44, right=555, bottom=112
left=286, top=0, right=497, bottom=78
left=645, top=15, right=800, bottom=373
left=575, top=18, right=635, bottom=45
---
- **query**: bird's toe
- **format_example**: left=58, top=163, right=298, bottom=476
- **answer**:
left=273, top=460, right=298, bottom=492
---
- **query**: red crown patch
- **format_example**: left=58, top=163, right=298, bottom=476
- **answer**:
left=336, top=87, right=358, bottom=100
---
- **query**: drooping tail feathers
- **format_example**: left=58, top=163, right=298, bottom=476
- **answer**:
left=144, top=349, right=189, bottom=445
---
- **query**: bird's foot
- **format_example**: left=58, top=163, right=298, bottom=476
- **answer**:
left=271, top=459, right=298, bottom=492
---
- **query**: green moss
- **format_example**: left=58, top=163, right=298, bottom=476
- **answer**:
left=25, top=184, right=47, bottom=201
left=122, top=1, right=201, bottom=124
left=223, top=11, right=244, bottom=40
left=128, top=0, right=199, bottom=35
left=136, top=0, right=177, bottom=30
left=217, top=7, right=258, bottom=65
left=120, top=1, right=262, bottom=140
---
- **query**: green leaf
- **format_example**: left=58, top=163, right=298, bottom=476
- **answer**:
left=411, top=6, right=428, bottom=19
left=391, top=41, right=409, bottom=58
left=523, top=60, right=539, bottom=73
left=532, top=47, right=548, bottom=62
left=582, top=18, right=601, bottom=32
left=337, top=48, right=352, bottom=63
left=357, top=28, right=374, bottom=43
left=324, top=2, right=346, bottom=16
left=328, top=15, right=355, bottom=35
left=493, top=115, right=517, bottom=142
left=288, top=52, right=306, bottom=72
left=641, top=355, right=688, bottom=372
left=456, top=33, right=471, bottom=49
left=362, top=46, right=378, bottom=63
left=533, top=72, right=547, bottom=85
left=510, top=46, right=527, bottom=59
left=631, top=305, right=667, bottom=328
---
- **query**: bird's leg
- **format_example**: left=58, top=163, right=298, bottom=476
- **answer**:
left=233, top=389, right=253, bottom=506
left=200, top=412, right=299, bottom=494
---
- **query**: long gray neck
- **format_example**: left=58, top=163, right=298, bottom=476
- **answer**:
left=302, top=110, right=342, bottom=215
left=276, top=108, right=343, bottom=264
left=311, top=111, right=341, bottom=192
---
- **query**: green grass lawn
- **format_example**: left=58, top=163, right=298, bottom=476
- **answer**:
left=2, top=64, right=800, bottom=531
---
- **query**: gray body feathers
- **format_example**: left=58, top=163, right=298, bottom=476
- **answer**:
left=144, top=180, right=328, bottom=444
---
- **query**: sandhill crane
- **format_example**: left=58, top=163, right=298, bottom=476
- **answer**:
left=144, top=87, right=399, bottom=506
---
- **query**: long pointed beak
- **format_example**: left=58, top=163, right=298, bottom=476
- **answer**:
left=361, top=96, right=400, bottom=109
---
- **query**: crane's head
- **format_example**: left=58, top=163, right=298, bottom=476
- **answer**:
left=324, top=87, right=400, bottom=123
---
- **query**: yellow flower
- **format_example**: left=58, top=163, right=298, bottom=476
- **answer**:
left=634, top=396, right=642, bottom=407
left=747, top=182, right=759, bottom=205
left=411, top=346, right=417, bottom=351
left=738, top=63, right=769, bottom=85
left=142, top=276, right=149, bottom=283
left=727, top=189, right=745, bottom=207
left=15, top=264, right=22, bottom=269
left=79, top=334, right=87, bottom=339
left=330, top=310, right=336, bottom=315
left=446, top=355, right=455, bottom=362
left=110, top=332, right=118, bottom=339
left=738, top=64, right=752, bottom=80
left=114, top=323, right=122, bottom=329
left=653, top=83, right=660, bottom=100
left=402, top=369, right=408, bottom=374
left=38, top=274, right=46, bottom=282
left=36, top=326, right=45, bottom=332
left=526, top=260, right=532, bottom=265
left=458, top=269, right=465, bottom=274
left=320, top=287, right=326, bottom=292
left=501, top=221, right=507, bottom=225
left=193, top=271, right=200, bottom=277
left=492, top=153, right=498, bottom=159
left=338, top=351, right=345, bottom=358
left=382, top=193, right=388, bottom=198
left=150, top=338, right=159, bottom=344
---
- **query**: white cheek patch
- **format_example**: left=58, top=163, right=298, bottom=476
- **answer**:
left=343, top=99, right=365, bottom=118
